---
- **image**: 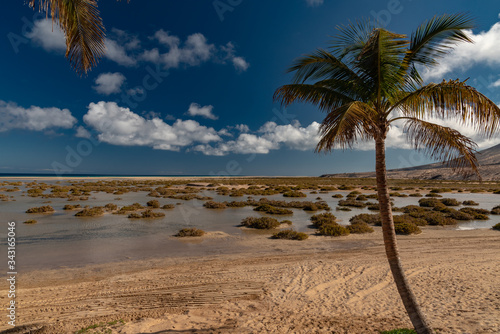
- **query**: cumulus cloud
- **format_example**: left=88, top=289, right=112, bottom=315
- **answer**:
left=83, top=101, right=221, bottom=151
left=104, top=39, right=137, bottom=66
left=93, top=72, right=126, bottom=95
left=186, top=103, right=218, bottom=120
left=75, top=126, right=92, bottom=139
left=421, top=19, right=500, bottom=81
left=25, top=20, right=66, bottom=52
left=306, top=0, right=324, bottom=7
left=232, top=57, right=250, bottom=72
left=0, top=100, right=76, bottom=132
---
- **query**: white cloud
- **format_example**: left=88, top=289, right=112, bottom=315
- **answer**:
left=153, top=30, right=180, bottom=48
left=232, top=57, right=250, bottom=72
left=104, top=39, right=137, bottom=66
left=93, top=72, right=126, bottom=95
left=127, top=87, right=145, bottom=96
left=25, top=20, right=66, bottom=52
left=235, top=124, right=250, bottom=133
left=490, top=78, right=500, bottom=88
left=83, top=101, right=221, bottom=151
left=306, top=0, right=324, bottom=7
left=421, top=20, right=500, bottom=81
left=0, top=100, right=76, bottom=132
left=75, top=126, right=91, bottom=139
left=186, top=103, right=218, bottom=120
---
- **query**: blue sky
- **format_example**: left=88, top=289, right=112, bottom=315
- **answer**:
left=1, top=0, right=500, bottom=176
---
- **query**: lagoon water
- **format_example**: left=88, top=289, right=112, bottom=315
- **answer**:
left=0, top=180, right=499, bottom=270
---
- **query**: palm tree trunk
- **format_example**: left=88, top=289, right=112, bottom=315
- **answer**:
left=375, top=136, right=434, bottom=334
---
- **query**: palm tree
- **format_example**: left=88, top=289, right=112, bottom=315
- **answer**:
left=27, top=0, right=110, bottom=75
left=274, top=14, right=500, bottom=334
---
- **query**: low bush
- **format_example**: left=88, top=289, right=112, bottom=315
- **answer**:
left=332, top=194, right=343, bottom=198
left=409, top=211, right=457, bottom=225
left=394, top=222, right=421, bottom=235
left=459, top=207, right=490, bottom=220
left=430, top=188, right=452, bottom=193
left=347, top=221, right=374, bottom=234
left=318, top=223, right=350, bottom=237
left=241, top=217, right=281, bottom=229
left=402, top=205, right=428, bottom=214
left=418, top=198, right=441, bottom=207
left=349, top=213, right=381, bottom=226
left=75, top=207, right=104, bottom=217
left=283, top=191, right=307, bottom=198
left=338, top=200, right=367, bottom=208
left=203, top=201, right=227, bottom=209
left=63, top=204, right=82, bottom=210
left=381, top=329, right=417, bottom=334
left=440, top=198, right=461, bottom=206
left=162, top=204, right=175, bottom=209
left=26, top=205, right=54, bottom=213
left=491, top=205, right=500, bottom=215
left=176, top=228, right=205, bottom=237
left=115, top=203, right=144, bottom=214
left=128, top=210, right=165, bottom=219
left=462, top=200, right=479, bottom=206
left=254, top=204, right=293, bottom=215
left=393, top=214, right=428, bottom=226
left=272, top=230, right=309, bottom=240
left=336, top=206, right=352, bottom=211
left=310, top=212, right=337, bottom=228
left=23, top=219, right=37, bottom=224
left=492, top=223, right=500, bottom=231
left=146, top=200, right=160, bottom=208
left=425, top=193, right=442, bottom=197
left=104, top=203, right=118, bottom=211
left=446, top=209, right=474, bottom=220
left=408, top=193, right=423, bottom=197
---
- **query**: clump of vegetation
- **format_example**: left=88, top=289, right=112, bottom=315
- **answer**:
left=349, top=213, right=381, bottom=226
left=283, top=191, right=307, bottom=198
left=310, top=212, right=337, bottom=228
left=394, top=222, right=421, bottom=235
left=446, top=209, right=474, bottom=220
left=128, top=210, right=165, bottom=219
left=254, top=204, right=293, bottom=215
left=162, top=204, right=175, bottom=209
left=241, top=217, right=281, bottom=229
left=430, top=188, right=452, bottom=193
left=175, top=228, right=206, bottom=237
left=462, top=200, right=479, bottom=206
left=63, top=204, right=82, bottom=210
left=336, top=206, right=352, bottom=211
left=146, top=200, right=160, bottom=208
left=438, top=198, right=461, bottom=206
left=347, top=221, right=374, bottom=234
left=492, top=223, right=500, bottom=231
left=26, top=205, right=54, bottom=213
left=425, top=193, right=442, bottom=198
left=409, top=211, right=457, bottom=225
left=272, top=229, right=309, bottom=240
left=23, top=219, right=37, bottom=224
left=459, top=207, right=490, bottom=220
left=203, top=201, right=227, bottom=209
left=318, top=223, right=350, bottom=237
left=104, top=203, right=118, bottom=211
left=381, top=329, right=417, bottom=334
left=408, top=193, right=423, bottom=197
left=491, top=205, right=500, bottom=215
left=115, top=203, right=144, bottom=214
left=393, top=214, right=428, bottom=227
left=418, top=198, right=441, bottom=207
left=75, top=207, right=104, bottom=217
left=338, top=199, right=367, bottom=208
left=332, top=194, right=343, bottom=198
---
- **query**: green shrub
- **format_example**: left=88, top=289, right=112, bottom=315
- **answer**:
left=459, top=207, right=490, bottom=220
left=254, top=204, right=293, bottom=215
left=115, top=203, right=144, bottom=214
left=23, top=219, right=37, bottom=224
left=381, top=329, right=417, bottom=334
left=272, top=230, right=309, bottom=240
left=176, top=228, right=205, bottom=237
left=440, top=198, right=461, bottom=206
left=162, top=204, right=175, bottom=209
left=349, top=213, right=381, bottom=226
left=446, top=209, right=474, bottom=220
left=493, top=223, right=500, bottom=231
left=26, top=205, right=54, bottom=213
left=203, top=201, right=227, bottom=209
left=75, top=207, right=104, bottom=217
left=394, top=222, right=421, bottom=235
left=402, top=205, right=428, bottom=214
left=491, top=205, right=500, bottom=215
left=356, top=195, right=367, bottom=201
left=283, top=191, right=307, bottom=198
left=425, top=193, right=442, bottom=197
left=462, top=200, right=479, bottom=206
left=104, top=203, right=118, bottom=211
left=225, top=201, right=248, bottom=207
left=338, top=199, right=367, bottom=208
left=331, top=194, right=343, bottom=198
left=146, top=200, right=160, bottom=208
left=430, top=188, right=452, bottom=193
left=303, top=203, right=319, bottom=211
left=408, top=193, right=423, bottom=197
left=318, top=223, right=350, bottom=236
left=393, top=214, right=428, bottom=226
left=347, top=221, right=374, bottom=234
left=418, top=198, right=441, bottom=207
left=128, top=210, right=165, bottom=219
left=241, top=217, right=281, bottom=229
left=336, top=206, right=352, bottom=211
left=63, top=204, right=82, bottom=210
left=310, top=212, right=337, bottom=228
left=410, top=211, right=457, bottom=225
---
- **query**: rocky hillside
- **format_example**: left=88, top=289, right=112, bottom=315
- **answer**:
left=321, top=143, right=500, bottom=181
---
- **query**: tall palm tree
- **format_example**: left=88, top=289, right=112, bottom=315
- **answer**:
left=274, top=14, right=500, bottom=334
left=28, top=0, right=110, bottom=75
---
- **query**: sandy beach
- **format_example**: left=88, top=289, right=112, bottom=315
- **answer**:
left=2, top=227, right=499, bottom=334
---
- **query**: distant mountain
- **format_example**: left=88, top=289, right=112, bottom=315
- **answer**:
left=321, top=143, right=500, bottom=181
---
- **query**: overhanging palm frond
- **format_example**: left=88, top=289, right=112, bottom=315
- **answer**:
left=316, top=101, right=376, bottom=151
left=399, top=117, right=479, bottom=177
left=29, top=0, right=106, bottom=75
left=330, top=19, right=373, bottom=62
left=273, top=84, right=354, bottom=112
left=392, top=80, right=500, bottom=136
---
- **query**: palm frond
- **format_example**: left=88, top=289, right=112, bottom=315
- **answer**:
left=398, top=117, right=479, bottom=177
left=29, top=0, right=106, bottom=75
left=392, top=79, right=500, bottom=136
left=316, top=101, right=376, bottom=151
left=273, top=84, right=354, bottom=112
left=330, top=19, right=374, bottom=62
